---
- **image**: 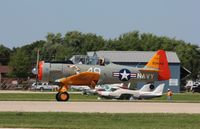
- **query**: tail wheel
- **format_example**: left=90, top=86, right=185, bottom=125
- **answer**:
left=56, top=92, right=70, bottom=101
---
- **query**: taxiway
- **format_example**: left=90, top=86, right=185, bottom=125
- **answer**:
left=0, top=101, right=199, bottom=113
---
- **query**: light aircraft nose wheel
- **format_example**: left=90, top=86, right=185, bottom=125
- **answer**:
left=56, top=92, right=70, bottom=101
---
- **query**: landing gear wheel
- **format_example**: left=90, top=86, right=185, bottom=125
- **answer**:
left=40, top=87, right=44, bottom=92
left=56, top=92, right=60, bottom=101
left=129, top=96, right=134, bottom=101
left=56, top=92, right=70, bottom=101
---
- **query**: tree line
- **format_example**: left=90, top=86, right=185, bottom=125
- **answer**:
left=0, top=31, right=200, bottom=79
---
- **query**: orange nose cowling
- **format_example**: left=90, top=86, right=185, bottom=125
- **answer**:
left=38, top=61, right=44, bottom=81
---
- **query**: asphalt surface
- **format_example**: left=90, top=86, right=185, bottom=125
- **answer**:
left=0, top=101, right=200, bottom=113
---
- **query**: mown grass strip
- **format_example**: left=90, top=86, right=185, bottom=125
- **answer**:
left=152, top=92, right=200, bottom=102
left=0, top=92, right=200, bottom=102
left=0, top=112, right=200, bottom=129
left=0, top=93, right=97, bottom=101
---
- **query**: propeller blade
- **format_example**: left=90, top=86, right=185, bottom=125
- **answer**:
left=36, top=49, right=40, bottom=71
left=32, top=50, right=40, bottom=75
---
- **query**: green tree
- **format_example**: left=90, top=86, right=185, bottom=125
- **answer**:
left=117, top=31, right=141, bottom=50
left=6, top=30, right=199, bottom=80
left=81, top=33, right=105, bottom=52
left=9, top=49, right=30, bottom=78
left=0, top=44, right=11, bottom=65
left=63, top=31, right=84, bottom=55
left=20, top=40, right=46, bottom=65
left=41, top=33, right=64, bottom=61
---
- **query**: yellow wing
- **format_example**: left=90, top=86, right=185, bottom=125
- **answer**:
left=58, top=72, right=100, bottom=88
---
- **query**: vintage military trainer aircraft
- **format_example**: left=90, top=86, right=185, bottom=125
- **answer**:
left=32, top=50, right=170, bottom=101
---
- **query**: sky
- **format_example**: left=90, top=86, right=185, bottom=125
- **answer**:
left=0, top=0, right=200, bottom=48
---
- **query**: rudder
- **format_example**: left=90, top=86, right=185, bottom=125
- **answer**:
left=152, top=83, right=165, bottom=94
left=145, top=50, right=170, bottom=81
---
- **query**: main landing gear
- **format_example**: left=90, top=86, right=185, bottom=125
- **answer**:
left=56, top=92, right=70, bottom=101
left=56, top=86, right=70, bottom=101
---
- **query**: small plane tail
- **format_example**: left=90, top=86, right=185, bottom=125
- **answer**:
left=145, top=50, right=170, bottom=81
left=152, top=83, right=165, bottom=94
left=139, top=84, right=152, bottom=92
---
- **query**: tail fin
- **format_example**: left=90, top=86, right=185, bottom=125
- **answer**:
left=139, top=84, right=151, bottom=92
left=152, top=83, right=165, bottom=94
left=145, top=50, right=170, bottom=81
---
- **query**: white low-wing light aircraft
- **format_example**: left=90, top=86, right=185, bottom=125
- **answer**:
left=98, top=83, right=165, bottom=100
left=71, top=83, right=124, bottom=95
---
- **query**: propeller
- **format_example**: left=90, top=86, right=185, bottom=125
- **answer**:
left=32, top=50, right=40, bottom=75
left=31, top=50, right=40, bottom=90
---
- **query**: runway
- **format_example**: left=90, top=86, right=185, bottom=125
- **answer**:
left=0, top=101, right=200, bottom=113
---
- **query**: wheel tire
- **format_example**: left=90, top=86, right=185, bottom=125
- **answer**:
left=82, top=90, right=87, bottom=95
left=56, top=92, right=70, bottom=101
left=40, top=87, right=44, bottom=92
left=56, top=92, right=60, bottom=101
left=192, top=89, right=195, bottom=93
left=120, top=94, right=131, bottom=100
left=126, top=95, right=131, bottom=100
left=129, top=96, right=134, bottom=100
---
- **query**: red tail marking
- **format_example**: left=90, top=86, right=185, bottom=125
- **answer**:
left=145, top=50, right=171, bottom=81
left=157, top=50, right=170, bottom=80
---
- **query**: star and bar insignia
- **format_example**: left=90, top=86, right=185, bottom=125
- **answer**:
left=113, top=69, right=137, bottom=81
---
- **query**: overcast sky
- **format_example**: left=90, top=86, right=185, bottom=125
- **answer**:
left=0, top=0, right=200, bottom=48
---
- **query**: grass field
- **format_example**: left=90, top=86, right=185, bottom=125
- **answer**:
left=0, top=112, right=200, bottom=129
left=0, top=93, right=97, bottom=101
left=0, top=92, right=200, bottom=102
left=0, top=93, right=200, bottom=129
left=151, top=92, right=200, bottom=102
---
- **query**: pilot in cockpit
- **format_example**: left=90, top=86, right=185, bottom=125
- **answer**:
left=99, top=57, right=105, bottom=66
